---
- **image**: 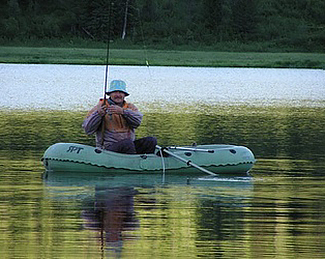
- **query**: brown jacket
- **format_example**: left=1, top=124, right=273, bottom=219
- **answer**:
left=82, top=99, right=143, bottom=149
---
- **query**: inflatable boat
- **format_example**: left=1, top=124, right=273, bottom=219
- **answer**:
left=42, top=143, right=256, bottom=175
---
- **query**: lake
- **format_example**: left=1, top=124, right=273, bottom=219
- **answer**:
left=0, top=64, right=325, bottom=258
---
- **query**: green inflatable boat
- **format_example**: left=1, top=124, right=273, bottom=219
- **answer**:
left=42, top=143, right=256, bottom=175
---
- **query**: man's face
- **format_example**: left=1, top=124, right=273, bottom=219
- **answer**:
left=109, top=91, right=126, bottom=105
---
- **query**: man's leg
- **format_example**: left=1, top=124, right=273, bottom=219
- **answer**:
left=108, top=139, right=136, bottom=154
left=134, top=137, right=157, bottom=154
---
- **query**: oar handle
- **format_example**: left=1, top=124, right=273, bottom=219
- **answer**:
left=168, top=146, right=214, bottom=153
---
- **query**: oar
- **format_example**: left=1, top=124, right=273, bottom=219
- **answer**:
left=167, top=146, right=215, bottom=153
left=156, top=145, right=218, bottom=176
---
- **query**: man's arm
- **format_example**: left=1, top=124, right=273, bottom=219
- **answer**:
left=122, top=109, right=143, bottom=128
left=82, top=103, right=106, bottom=135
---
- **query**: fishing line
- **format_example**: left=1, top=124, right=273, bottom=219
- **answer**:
left=137, top=7, right=150, bottom=70
left=131, top=5, right=153, bottom=105
left=129, top=6, right=152, bottom=78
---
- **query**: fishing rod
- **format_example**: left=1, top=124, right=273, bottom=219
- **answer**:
left=101, top=1, right=113, bottom=148
left=103, top=1, right=113, bottom=103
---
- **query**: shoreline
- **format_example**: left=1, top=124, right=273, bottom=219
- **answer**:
left=0, top=46, right=324, bottom=69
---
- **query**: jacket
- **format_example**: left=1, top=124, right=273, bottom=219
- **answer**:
left=82, top=98, right=143, bottom=149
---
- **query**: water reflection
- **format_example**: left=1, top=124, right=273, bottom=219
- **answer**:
left=42, top=171, right=254, bottom=257
left=196, top=195, right=248, bottom=242
left=82, top=186, right=138, bottom=257
left=1, top=106, right=324, bottom=161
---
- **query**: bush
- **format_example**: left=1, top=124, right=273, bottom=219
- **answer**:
left=1, top=17, right=19, bottom=39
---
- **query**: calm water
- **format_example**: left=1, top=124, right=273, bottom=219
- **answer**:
left=1, top=64, right=325, bottom=258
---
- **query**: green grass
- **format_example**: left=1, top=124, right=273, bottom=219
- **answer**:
left=0, top=46, right=324, bottom=69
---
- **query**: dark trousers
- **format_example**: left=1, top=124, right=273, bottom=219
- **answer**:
left=108, top=137, right=157, bottom=154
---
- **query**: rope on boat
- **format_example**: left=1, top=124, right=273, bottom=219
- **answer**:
left=159, top=148, right=166, bottom=183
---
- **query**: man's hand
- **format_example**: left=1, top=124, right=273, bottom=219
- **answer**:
left=106, top=105, right=124, bottom=115
left=97, top=105, right=107, bottom=116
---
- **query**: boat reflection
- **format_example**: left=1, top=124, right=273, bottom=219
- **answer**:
left=43, top=171, right=253, bottom=256
left=43, top=170, right=253, bottom=189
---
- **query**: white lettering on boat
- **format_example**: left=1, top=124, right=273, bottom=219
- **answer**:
left=67, top=146, right=84, bottom=154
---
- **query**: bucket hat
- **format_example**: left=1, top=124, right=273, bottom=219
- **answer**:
left=106, top=80, right=129, bottom=96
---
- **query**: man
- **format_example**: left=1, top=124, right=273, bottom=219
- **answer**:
left=82, top=79, right=157, bottom=154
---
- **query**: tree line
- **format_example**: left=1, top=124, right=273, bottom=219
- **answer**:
left=1, top=0, right=324, bottom=51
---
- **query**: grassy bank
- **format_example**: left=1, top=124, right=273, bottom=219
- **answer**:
left=0, top=46, right=324, bottom=69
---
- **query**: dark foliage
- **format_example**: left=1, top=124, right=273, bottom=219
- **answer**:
left=0, top=0, right=324, bottom=51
